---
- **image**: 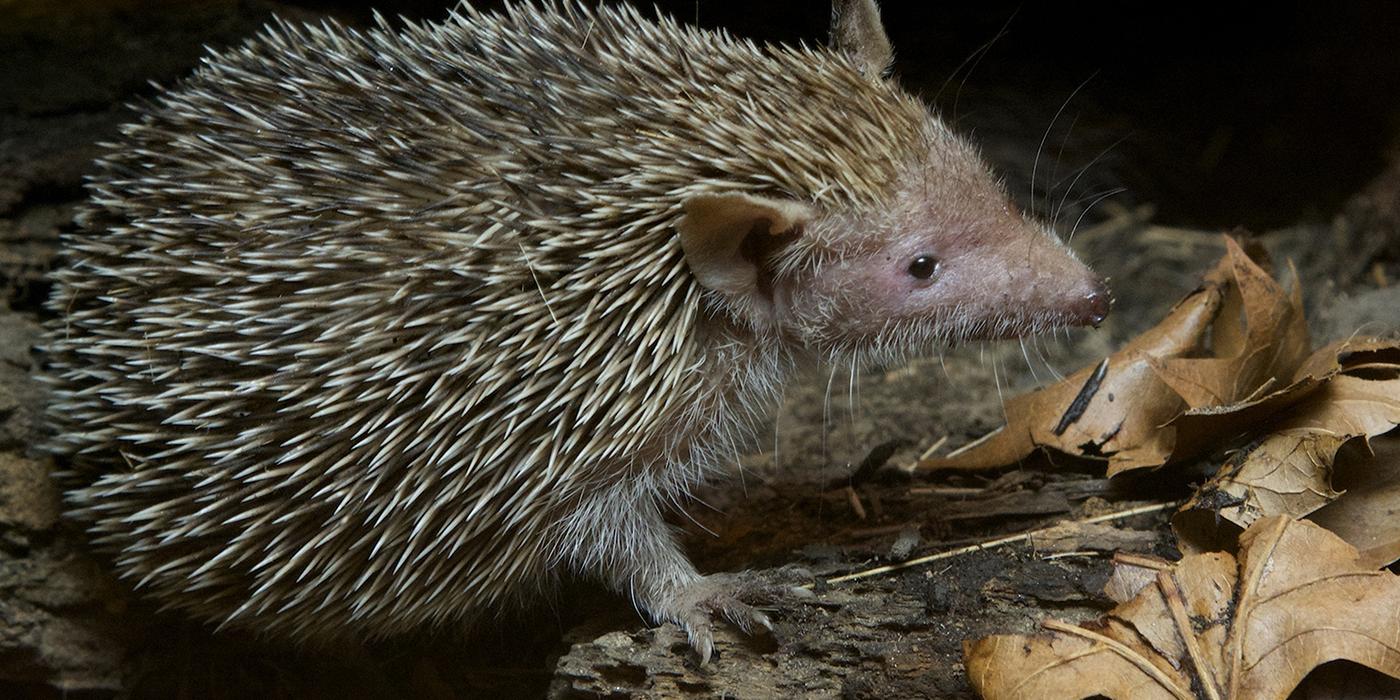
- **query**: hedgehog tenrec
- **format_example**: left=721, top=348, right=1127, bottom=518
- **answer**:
left=45, top=0, right=1109, bottom=660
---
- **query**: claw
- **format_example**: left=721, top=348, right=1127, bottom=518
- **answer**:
left=719, top=601, right=771, bottom=635
left=694, top=630, right=714, bottom=666
left=649, top=571, right=795, bottom=663
left=756, top=610, right=774, bottom=632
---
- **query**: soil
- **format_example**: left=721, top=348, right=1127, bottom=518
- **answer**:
left=1, top=1, right=1397, bottom=698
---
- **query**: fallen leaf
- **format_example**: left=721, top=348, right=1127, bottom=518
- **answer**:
left=1149, top=251, right=1309, bottom=410
left=1159, top=339, right=1400, bottom=468
left=1102, top=552, right=1171, bottom=603
left=965, top=517, right=1400, bottom=700
left=1273, top=373, right=1400, bottom=436
left=923, top=236, right=1305, bottom=475
left=1309, top=436, right=1400, bottom=568
left=921, top=245, right=1229, bottom=472
left=1173, top=430, right=1348, bottom=547
left=1173, top=342, right=1400, bottom=555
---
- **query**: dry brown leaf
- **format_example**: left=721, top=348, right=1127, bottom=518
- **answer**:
left=923, top=236, right=1301, bottom=475
left=1274, top=373, right=1400, bottom=436
left=920, top=245, right=1227, bottom=472
left=1174, top=430, right=1348, bottom=548
left=1292, top=338, right=1400, bottom=383
left=1309, top=436, right=1400, bottom=568
left=1161, top=339, right=1400, bottom=465
left=1149, top=251, right=1309, bottom=410
left=1102, top=552, right=1171, bottom=603
left=1174, top=342, right=1400, bottom=555
left=965, top=517, right=1400, bottom=700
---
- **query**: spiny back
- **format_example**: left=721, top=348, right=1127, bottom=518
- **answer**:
left=46, top=2, right=932, bottom=634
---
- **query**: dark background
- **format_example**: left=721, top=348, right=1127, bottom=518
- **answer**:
left=6, top=1, right=1400, bottom=235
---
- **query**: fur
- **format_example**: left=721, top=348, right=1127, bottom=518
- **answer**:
left=44, top=0, right=1104, bottom=648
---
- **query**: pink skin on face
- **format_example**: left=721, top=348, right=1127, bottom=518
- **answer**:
left=774, top=187, right=1108, bottom=363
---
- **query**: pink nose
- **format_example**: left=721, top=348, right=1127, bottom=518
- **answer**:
left=1076, top=279, right=1112, bottom=327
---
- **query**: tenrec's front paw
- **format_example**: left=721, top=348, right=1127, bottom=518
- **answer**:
left=657, top=572, right=791, bottom=664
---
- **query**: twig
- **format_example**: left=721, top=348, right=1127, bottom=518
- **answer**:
left=1158, top=571, right=1223, bottom=700
left=820, top=501, right=1178, bottom=586
left=900, top=435, right=948, bottom=472
left=1039, top=550, right=1100, bottom=561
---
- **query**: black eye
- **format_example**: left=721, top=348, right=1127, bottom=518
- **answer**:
left=907, top=255, right=940, bottom=280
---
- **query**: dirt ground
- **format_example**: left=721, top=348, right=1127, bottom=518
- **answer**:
left=2, top=1, right=1398, bottom=698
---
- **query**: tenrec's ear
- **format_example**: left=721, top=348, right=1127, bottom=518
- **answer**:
left=678, top=192, right=813, bottom=301
left=830, top=0, right=894, bottom=78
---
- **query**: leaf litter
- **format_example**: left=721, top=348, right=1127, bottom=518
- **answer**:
left=900, top=235, right=1400, bottom=697
left=965, top=517, right=1400, bottom=700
